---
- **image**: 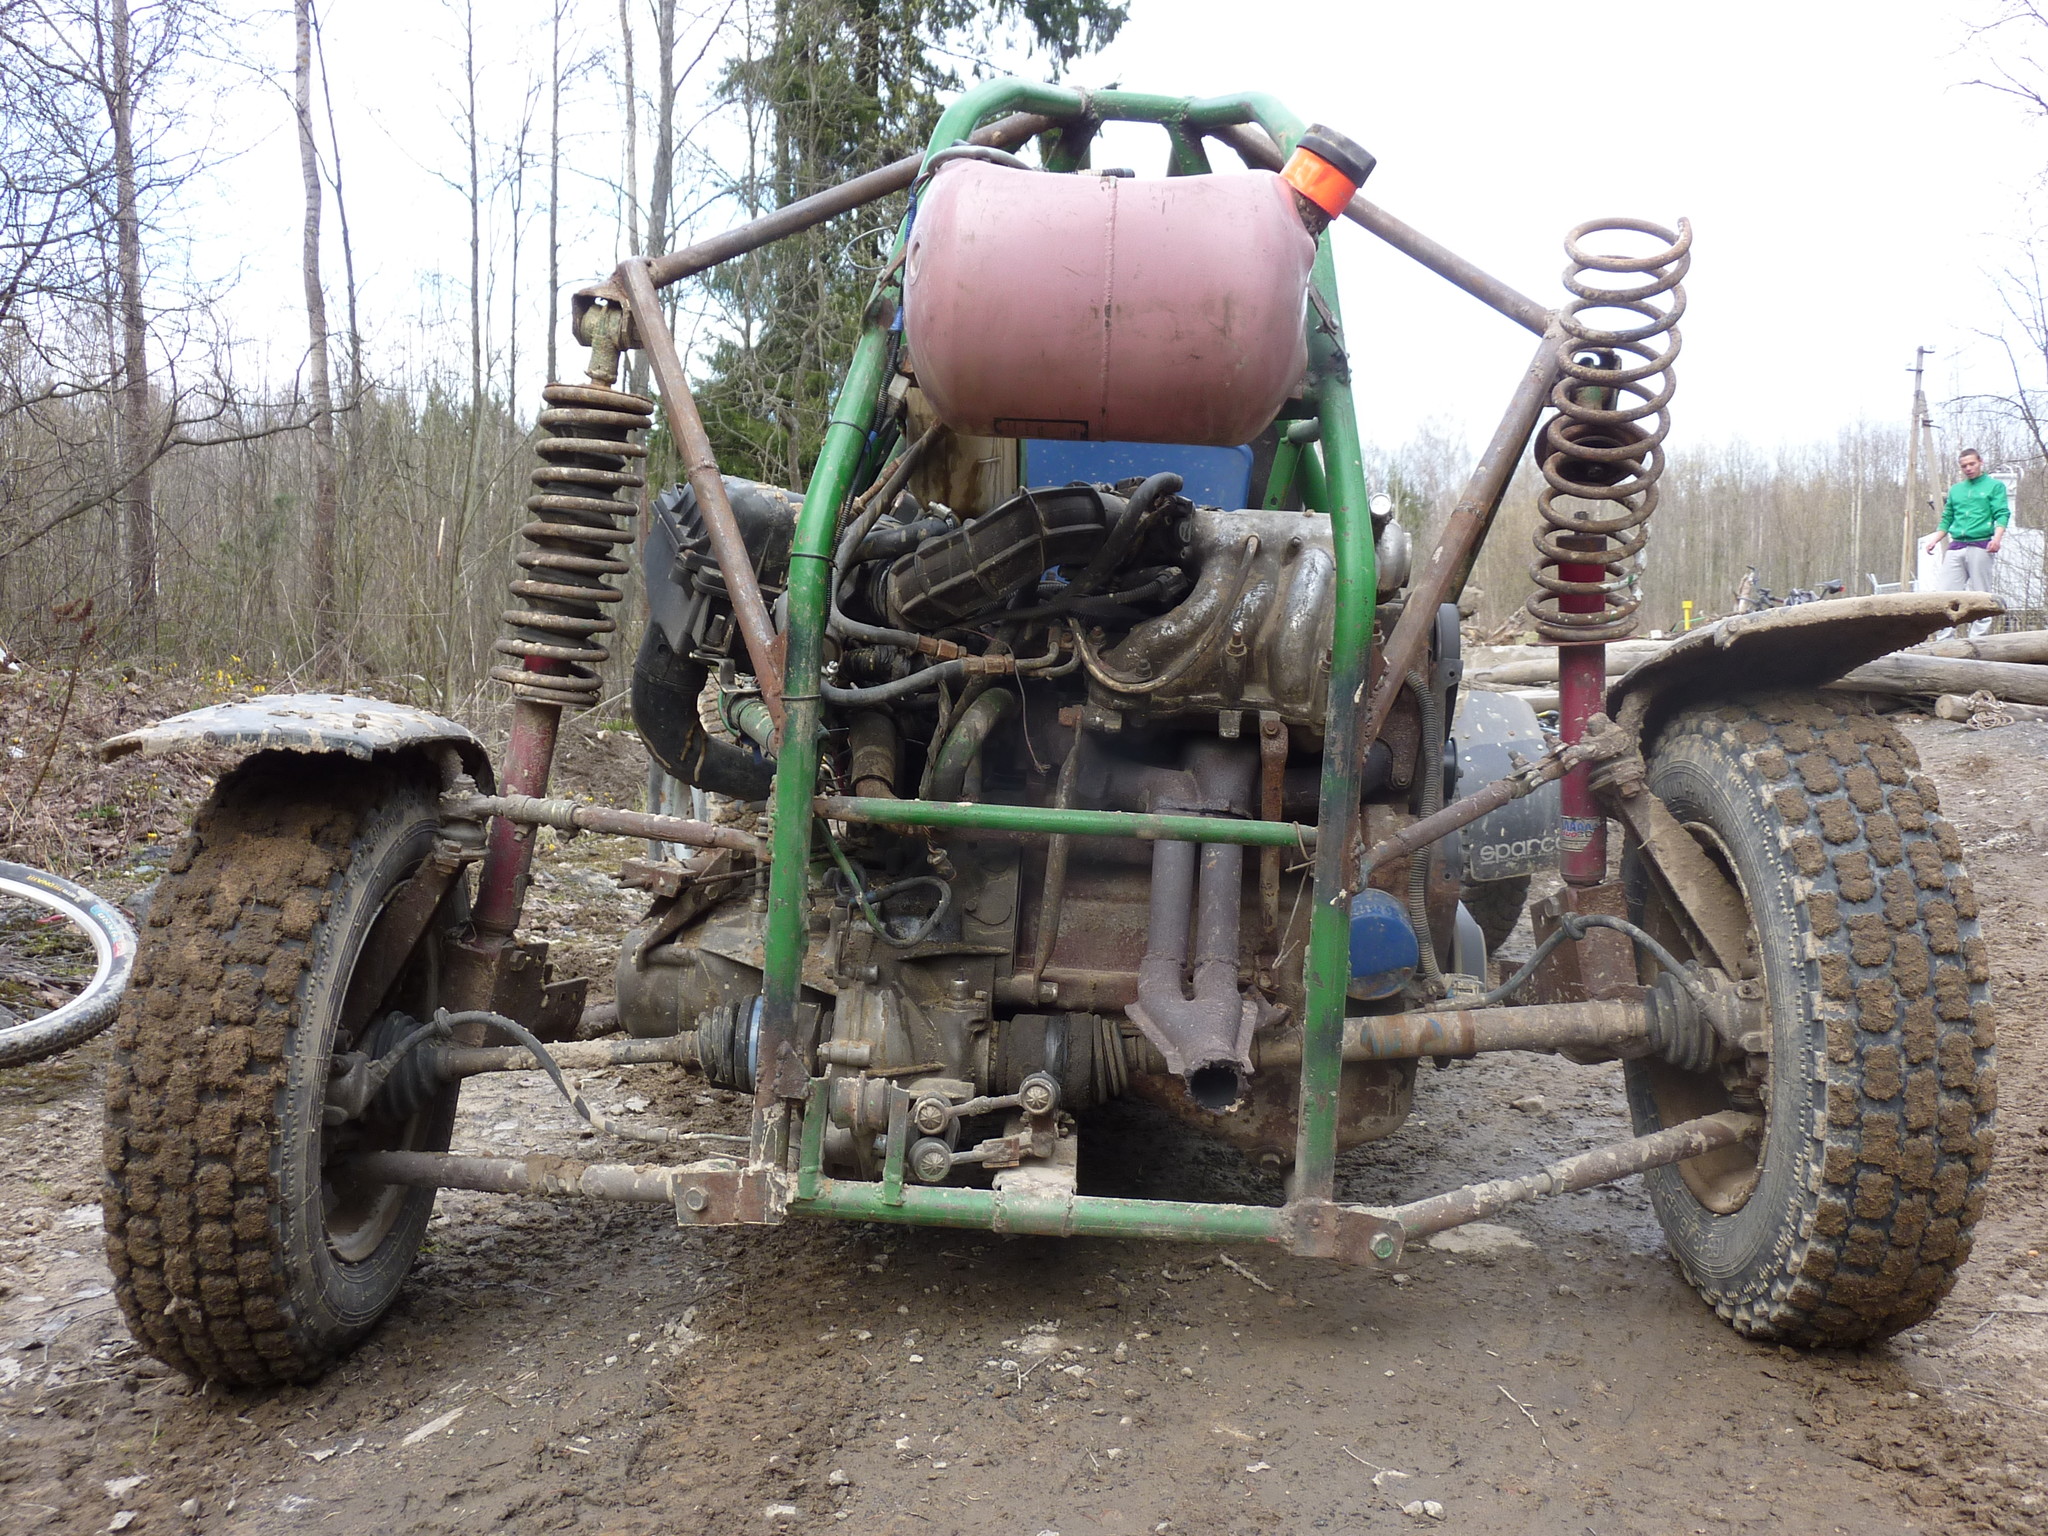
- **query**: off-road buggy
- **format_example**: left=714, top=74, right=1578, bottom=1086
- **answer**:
left=97, top=79, right=1996, bottom=1385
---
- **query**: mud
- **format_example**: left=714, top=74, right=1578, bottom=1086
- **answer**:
left=1, top=716, right=2044, bottom=1533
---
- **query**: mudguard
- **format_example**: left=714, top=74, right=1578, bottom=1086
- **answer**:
left=1607, top=592, right=2005, bottom=741
left=1453, top=689, right=1560, bottom=883
left=99, top=693, right=495, bottom=790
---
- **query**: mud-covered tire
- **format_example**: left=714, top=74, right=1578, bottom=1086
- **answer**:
left=1460, top=875, right=1531, bottom=956
left=1626, top=694, right=1994, bottom=1346
left=103, top=752, right=463, bottom=1385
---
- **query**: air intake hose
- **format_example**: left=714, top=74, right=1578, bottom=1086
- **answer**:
left=876, top=481, right=1168, bottom=630
left=631, top=626, right=774, bottom=801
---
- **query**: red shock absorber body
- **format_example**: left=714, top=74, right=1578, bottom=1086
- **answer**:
left=1524, top=219, right=1692, bottom=891
left=1555, top=541, right=1610, bottom=887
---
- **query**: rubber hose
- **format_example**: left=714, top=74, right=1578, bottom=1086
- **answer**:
left=927, top=689, right=1016, bottom=800
left=820, top=657, right=973, bottom=706
left=631, top=626, right=774, bottom=801
left=1405, top=668, right=1447, bottom=993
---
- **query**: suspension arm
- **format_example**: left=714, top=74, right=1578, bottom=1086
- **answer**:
left=1348, top=717, right=1629, bottom=887
left=444, top=790, right=769, bottom=859
left=1386, top=1112, right=1757, bottom=1237
left=349, top=1112, right=1756, bottom=1268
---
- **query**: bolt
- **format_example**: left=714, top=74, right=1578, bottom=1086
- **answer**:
left=1018, top=1073, right=1059, bottom=1117
left=1371, top=1234, right=1397, bottom=1260
left=913, top=1096, right=951, bottom=1135
left=910, top=1138, right=954, bottom=1184
left=681, top=1186, right=708, bottom=1212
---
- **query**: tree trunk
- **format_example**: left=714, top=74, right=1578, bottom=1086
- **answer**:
left=1925, top=629, right=2048, bottom=663
left=110, top=0, right=154, bottom=629
left=1831, top=652, right=2048, bottom=706
left=647, top=0, right=676, bottom=261
left=312, top=4, right=361, bottom=659
left=547, top=0, right=564, bottom=384
left=296, top=0, right=339, bottom=669
left=311, top=5, right=360, bottom=405
left=618, top=0, right=643, bottom=397
left=1934, top=693, right=2048, bottom=723
left=445, top=0, right=486, bottom=708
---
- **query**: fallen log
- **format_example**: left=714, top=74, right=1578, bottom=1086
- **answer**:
left=1827, top=653, right=2048, bottom=706
left=1923, top=630, right=2048, bottom=664
left=1466, top=641, right=1670, bottom=687
left=1933, top=693, right=2048, bottom=724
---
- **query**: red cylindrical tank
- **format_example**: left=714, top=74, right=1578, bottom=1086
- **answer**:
left=903, top=161, right=1316, bottom=449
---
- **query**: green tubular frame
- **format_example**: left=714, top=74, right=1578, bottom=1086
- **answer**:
left=813, top=796, right=1316, bottom=848
left=758, top=78, right=1378, bottom=1231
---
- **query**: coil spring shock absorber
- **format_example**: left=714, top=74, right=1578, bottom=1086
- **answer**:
left=1528, top=217, right=1690, bottom=885
left=490, top=383, right=655, bottom=708
left=469, top=312, right=654, bottom=940
left=1527, top=217, right=1691, bottom=643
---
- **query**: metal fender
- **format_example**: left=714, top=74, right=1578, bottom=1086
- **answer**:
left=98, top=693, right=495, bottom=790
left=1453, top=688, right=1560, bottom=883
left=1607, top=592, right=2004, bottom=740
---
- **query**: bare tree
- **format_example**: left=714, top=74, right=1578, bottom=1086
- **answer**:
left=294, top=0, right=339, bottom=666
left=109, top=0, right=156, bottom=625
left=0, top=0, right=219, bottom=634
left=1955, top=7, right=2048, bottom=469
left=547, top=0, right=567, bottom=384
left=310, top=3, right=360, bottom=406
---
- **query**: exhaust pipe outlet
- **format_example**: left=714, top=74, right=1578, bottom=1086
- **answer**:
left=1124, top=742, right=1269, bottom=1112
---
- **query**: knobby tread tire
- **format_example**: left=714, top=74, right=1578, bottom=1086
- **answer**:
left=1632, top=693, right=1994, bottom=1346
left=102, top=752, right=448, bottom=1385
left=1461, top=874, right=1531, bottom=957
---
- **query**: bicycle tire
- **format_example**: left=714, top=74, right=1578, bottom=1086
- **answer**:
left=0, top=860, right=138, bottom=1068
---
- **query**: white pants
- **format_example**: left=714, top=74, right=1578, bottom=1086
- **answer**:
left=1941, top=543, right=1996, bottom=637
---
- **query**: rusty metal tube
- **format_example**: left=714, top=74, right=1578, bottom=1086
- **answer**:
left=1357, top=739, right=1585, bottom=877
left=1350, top=999, right=1645, bottom=1060
left=1127, top=744, right=1260, bottom=1110
left=1029, top=733, right=1089, bottom=987
left=350, top=1149, right=694, bottom=1203
left=1205, top=123, right=1552, bottom=337
left=469, top=699, right=561, bottom=938
left=433, top=1033, right=699, bottom=1079
left=619, top=258, right=786, bottom=725
left=1194, top=999, right=1651, bottom=1070
left=450, top=791, right=767, bottom=858
left=641, top=112, right=1057, bottom=288
left=847, top=711, right=900, bottom=798
left=1389, top=1112, right=1758, bottom=1237
left=1361, top=327, right=1566, bottom=752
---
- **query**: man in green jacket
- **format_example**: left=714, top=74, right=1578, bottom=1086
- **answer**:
left=1924, top=448, right=2010, bottom=636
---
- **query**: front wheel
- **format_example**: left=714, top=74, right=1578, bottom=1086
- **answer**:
left=103, top=752, right=464, bottom=1385
left=1626, top=695, right=1994, bottom=1346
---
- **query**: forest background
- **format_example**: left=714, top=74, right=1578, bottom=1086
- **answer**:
left=6, top=0, right=2048, bottom=717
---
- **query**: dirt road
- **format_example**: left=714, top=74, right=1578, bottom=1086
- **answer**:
left=2, top=716, right=2044, bottom=1534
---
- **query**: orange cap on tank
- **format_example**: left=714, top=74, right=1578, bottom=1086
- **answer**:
left=1281, top=124, right=1375, bottom=218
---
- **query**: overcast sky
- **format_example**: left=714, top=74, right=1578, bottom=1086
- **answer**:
left=202, top=0, right=2035, bottom=460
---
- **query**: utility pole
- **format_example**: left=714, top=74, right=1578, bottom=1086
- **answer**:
left=1900, top=346, right=1933, bottom=588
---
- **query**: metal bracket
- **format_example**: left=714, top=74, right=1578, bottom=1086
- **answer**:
left=1286, top=1199, right=1404, bottom=1266
left=1596, top=759, right=1754, bottom=978
left=670, top=1162, right=789, bottom=1228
